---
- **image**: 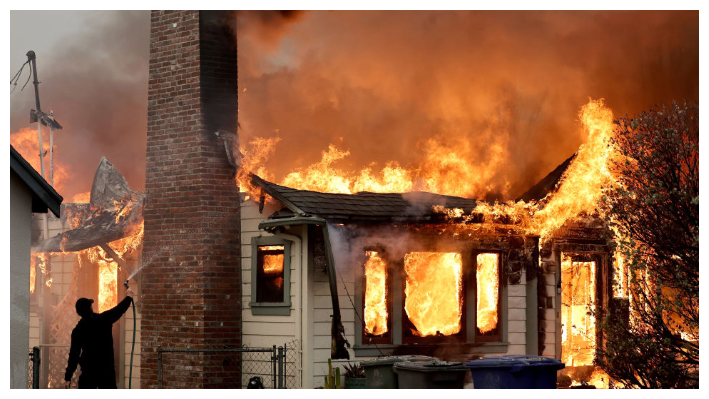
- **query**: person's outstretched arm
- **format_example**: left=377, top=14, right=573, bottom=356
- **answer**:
left=98, top=295, right=133, bottom=324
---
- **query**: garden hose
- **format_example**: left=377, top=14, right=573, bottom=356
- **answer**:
left=124, top=280, right=137, bottom=389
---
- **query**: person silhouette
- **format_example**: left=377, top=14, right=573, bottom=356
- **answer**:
left=64, top=294, right=133, bottom=388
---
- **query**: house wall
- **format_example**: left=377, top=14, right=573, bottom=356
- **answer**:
left=240, top=196, right=303, bottom=388
left=10, top=171, right=33, bottom=389
left=239, top=197, right=538, bottom=388
left=307, top=265, right=531, bottom=387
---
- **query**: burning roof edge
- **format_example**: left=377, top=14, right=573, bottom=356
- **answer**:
left=11, top=145, right=63, bottom=217
left=32, top=193, right=145, bottom=253
left=249, top=173, right=480, bottom=222
left=516, top=153, right=577, bottom=203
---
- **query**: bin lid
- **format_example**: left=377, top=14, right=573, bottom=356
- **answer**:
left=464, top=355, right=565, bottom=371
left=361, top=355, right=434, bottom=367
left=393, top=360, right=467, bottom=373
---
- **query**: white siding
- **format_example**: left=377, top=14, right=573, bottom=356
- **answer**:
left=240, top=197, right=303, bottom=387
left=506, top=271, right=527, bottom=355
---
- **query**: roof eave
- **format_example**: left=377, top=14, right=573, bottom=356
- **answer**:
left=10, top=145, right=63, bottom=217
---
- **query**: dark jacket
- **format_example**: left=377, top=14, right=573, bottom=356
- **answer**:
left=64, top=296, right=133, bottom=382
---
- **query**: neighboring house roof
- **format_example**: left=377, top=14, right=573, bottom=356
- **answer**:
left=516, top=153, right=576, bottom=202
left=33, top=194, right=144, bottom=252
left=251, top=174, right=479, bottom=222
left=10, top=145, right=63, bottom=217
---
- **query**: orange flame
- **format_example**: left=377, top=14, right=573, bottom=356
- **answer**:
left=560, top=256, right=596, bottom=367
left=364, top=251, right=388, bottom=336
left=528, top=99, right=616, bottom=238
left=235, top=137, right=281, bottom=197
left=258, top=245, right=285, bottom=291
left=71, top=191, right=91, bottom=203
left=476, top=253, right=499, bottom=333
left=83, top=215, right=144, bottom=313
left=11, top=127, right=72, bottom=193
left=30, top=256, right=36, bottom=293
left=404, top=252, right=462, bottom=337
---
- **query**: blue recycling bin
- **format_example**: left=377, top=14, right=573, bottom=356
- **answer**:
left=464, top=355, right=565, bottom=389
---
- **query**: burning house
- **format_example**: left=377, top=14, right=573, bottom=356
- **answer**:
left=20, top=10, right=667, bottom=390
left=239, top=154, right=617, bottom=388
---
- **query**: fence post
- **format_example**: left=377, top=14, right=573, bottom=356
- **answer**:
left=157, top=346, right=162, bottom=389
left=31, top=346, right=40, bottom=389
left=283, top=343, right=287, bottom=389
left=277, top=346, right=284, bottom=389
left=272, top=345, right=277, bottom=389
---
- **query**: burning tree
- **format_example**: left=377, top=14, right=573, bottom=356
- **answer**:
left=597, top=102, right=699, bottom=388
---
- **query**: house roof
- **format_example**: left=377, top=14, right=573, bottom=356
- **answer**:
left=33, top=194, right=144, bottom=252
left=516, top=153, right=576, bottom=202
left=10, top=145, right=63, bottom=217
left=251, top=174, right=480, bottom=223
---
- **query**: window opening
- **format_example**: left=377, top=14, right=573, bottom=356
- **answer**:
left=363, top=251, right=388, bottom=337
left=476, top=253, right=500, bottom=335
left=561, top=255, right=596, bottom=366
left=256, top=245, right=285, bottom=303
left=403, top=252, right=463, bottom=337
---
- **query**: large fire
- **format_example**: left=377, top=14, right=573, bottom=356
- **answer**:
left=11, top=127, right=71, bottom=194
left=404, top=252, right=462, bottom=337
left=81, top=213, right=144, bottom=312
left=476, top=253, right=499, bottom=334
left=236, top=99, right=617, bottom=244
left=363, top=251, right=388, bottom=336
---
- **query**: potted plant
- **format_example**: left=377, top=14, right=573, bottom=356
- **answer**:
left=344, top=362, right=366, bottom=389
left=323, top=358, right=341, bottom=389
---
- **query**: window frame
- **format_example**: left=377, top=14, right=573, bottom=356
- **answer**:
left=472, top=251, right=503, bottom=342
left=249, top=236, right=292, bottom=316
left=355, top=244, right=508, bottom=355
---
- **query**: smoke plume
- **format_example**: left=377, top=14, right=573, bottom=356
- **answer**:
left=10, top=11, right=150, bottom=201
left=236, top=10, right=698, bottom=200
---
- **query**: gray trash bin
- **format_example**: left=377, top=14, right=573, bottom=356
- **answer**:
left=393, top=359, right=468, bottom=389
left=361, top=356, right=433, bottom=389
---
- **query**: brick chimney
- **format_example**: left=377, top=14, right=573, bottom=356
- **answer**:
left=141, top=10, right=241, bottom=388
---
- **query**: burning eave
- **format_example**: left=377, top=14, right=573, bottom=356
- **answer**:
left=32, top=193, right=145, bottom=253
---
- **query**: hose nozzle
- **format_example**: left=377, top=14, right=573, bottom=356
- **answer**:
left=124, top=280, right=130, bottom=289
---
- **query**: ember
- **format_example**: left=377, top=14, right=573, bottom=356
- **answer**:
left=404, top=252, right=462, bottom=337
left=364, top=251, right=388, bottom=336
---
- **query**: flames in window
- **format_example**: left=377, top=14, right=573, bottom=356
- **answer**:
left=257, top=245, right=285, bottom=302
left=476, top=253, right=499, bottom=334
left=561, top=256, right=596, bottom=366
left=364, top=251, right=388, bottom=336
left=404, top=252, right=462, bottom=337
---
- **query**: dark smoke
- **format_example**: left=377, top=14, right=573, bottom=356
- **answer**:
left=10, top=11, right=150, bottom=200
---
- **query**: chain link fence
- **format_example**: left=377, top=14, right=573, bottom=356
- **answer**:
left=158, top=341, right=300, bottom=389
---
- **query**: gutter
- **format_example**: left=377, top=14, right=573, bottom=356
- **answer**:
left=259, top=216, right=350, bottom=359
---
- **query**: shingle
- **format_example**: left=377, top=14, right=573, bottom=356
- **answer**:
left=251, top=174, right=480, bottom=221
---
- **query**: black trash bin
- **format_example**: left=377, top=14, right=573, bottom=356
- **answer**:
left=464, top=355, right=565, bottom=389
left=362, top=356, right=433, bottom=389
left=393, top=359, right=468, bottom=389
